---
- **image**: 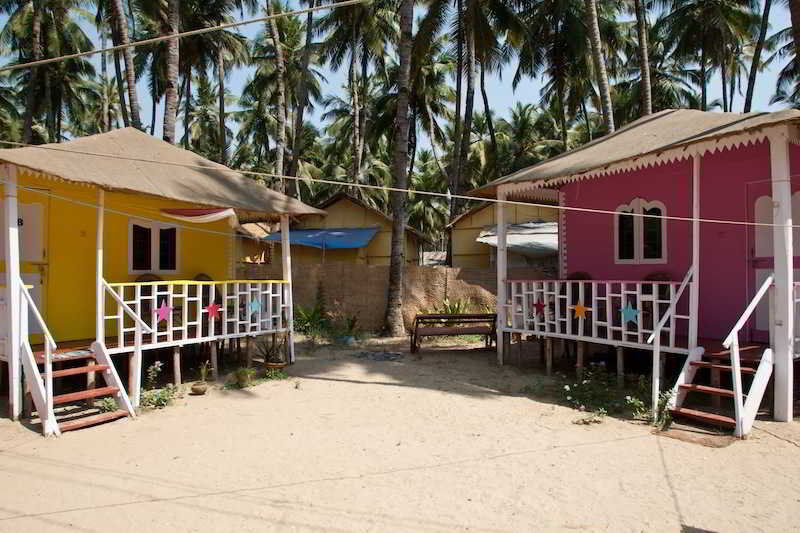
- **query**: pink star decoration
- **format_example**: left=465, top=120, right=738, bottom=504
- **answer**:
left=206, top=302, right=221, bottom=320
left=154, top=300, right=173, bottom=323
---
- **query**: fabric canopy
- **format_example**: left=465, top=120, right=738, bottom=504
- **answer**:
left=161, top=208, right=237, bottom=225
left=477, top=221, right=558, bottom=258
left=265, top=227, right=380, bottom=250
left=0, top=128, right=325, bottom=222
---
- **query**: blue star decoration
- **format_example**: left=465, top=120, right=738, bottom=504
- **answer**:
left=620, top=303, right=639, bottom=325
left=249, top=298, right=262, bottom=316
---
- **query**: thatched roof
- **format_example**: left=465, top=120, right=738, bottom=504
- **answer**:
left=472, top=109, right=800, bottom=197
left=0, top=128, right=324, bottom=222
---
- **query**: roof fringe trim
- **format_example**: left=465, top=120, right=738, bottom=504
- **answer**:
left=517, top=130, right=772, bottom=191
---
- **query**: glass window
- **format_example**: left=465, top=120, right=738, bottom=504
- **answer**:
left=159, top=227, right=177, bottom=270
left=132, top=224, right=151, bottom=271
left=642, top=206, right=663, bottom=259
left=617, top=209, right=635, bottom=260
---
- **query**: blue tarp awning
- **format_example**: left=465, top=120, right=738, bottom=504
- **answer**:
left=264, top=227, right=380, bottom=250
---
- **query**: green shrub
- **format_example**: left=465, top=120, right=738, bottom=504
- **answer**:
left=295, top=302, right=328, bottom=334
left=141, top=385, right=178, bottom=409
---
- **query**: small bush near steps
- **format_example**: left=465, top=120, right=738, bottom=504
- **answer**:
left=521, top=364, right=657, bottom=425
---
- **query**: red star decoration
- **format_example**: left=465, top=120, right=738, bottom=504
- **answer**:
left=205, top=302, right=222, bottom=320
left=533, top=300, right=547, bottom=316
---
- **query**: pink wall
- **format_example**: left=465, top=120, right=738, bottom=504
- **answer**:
left=561, top=140, right=796, bottom=341
left=697, top=141, right=771, bottom=339
left=562, top=158, right=693, bottom=281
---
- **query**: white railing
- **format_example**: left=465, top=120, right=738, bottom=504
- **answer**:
left=102, top=279, right=290, bottom=354
left=722, top=274, right=775, bottom=437
left=504, top=277, right=692, bottom=353
left=17, top=277, right=60, bottom=436
left=646, top=267, right=695, bottom=419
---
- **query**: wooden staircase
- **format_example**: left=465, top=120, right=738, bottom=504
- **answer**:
left=670, top=350, right=765, bottom=431
left=27, top=344, right=135, bottom=436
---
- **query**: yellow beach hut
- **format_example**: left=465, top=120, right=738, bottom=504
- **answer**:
left=0, top=128, right=323, bottom=435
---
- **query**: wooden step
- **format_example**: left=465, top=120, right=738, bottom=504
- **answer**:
left=670, top=407, right=736, bottom=428
left=35, top=349, right=95, bottom=365
left=52, top=386, right=119, bottom=405
left=690, top=361, right=756, bottom=374
left=678, top=384, right=735, bottom=397
left=58, top=410, right=129, bottom=432
left=51, top=365, right=110, bottom=378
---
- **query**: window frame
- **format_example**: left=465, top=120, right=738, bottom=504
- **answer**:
left=614, top=198, right=667, bottom=265
left=128, top=219, right=180, bottom=275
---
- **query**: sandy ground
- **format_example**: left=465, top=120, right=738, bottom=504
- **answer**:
left=0, top=338, right=799, bottom=533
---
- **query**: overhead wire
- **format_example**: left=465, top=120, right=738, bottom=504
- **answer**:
left=0, top=0, right=369, bottom=74
left=0, top=138, right=798, bottom=232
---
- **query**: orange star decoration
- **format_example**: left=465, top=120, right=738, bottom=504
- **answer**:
left=572, top=302, right=591, bottom=319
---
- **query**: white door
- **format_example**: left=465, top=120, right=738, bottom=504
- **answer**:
left=0, top=197, right=48, bottom=336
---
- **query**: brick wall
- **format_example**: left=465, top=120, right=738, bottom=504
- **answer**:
left=237, top=261, right=556, bottom=332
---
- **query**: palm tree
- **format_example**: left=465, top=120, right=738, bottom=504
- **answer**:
left=632, top=0, right=652, bottom=116
left=266, top=0, right=287, bottom=183
left=584, top=0, right=615, bottom=131
left=744, top=0, right=773, bottom=112
left=384, top=0, right=412, bottom=336
left=661, top=0, right=760, bottom=111
left=317, top=0, right=398, bottom=183
left=789, top=0, right=800, bottom=63
left=164, top=0, right=179, bottom=143
left=109, top=0, right=141, bottom=128
left=287, top=0, right=316, bottom=187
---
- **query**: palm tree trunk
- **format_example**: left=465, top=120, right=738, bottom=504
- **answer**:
left=790, top=0, right=800, bottom=65
left=633, top=0, right=652, bottom=116
left=183, top=73, right=191, bottom=148
left=358, top=48, right=369, bottom=175
left=100, top=26, right=109, bottom=132
left=584, top=0, right=614, bottom=132
left=163, top=0, right=180, bottom=143
left=721, top=58, right=728, bottom=112
left=23, top=0, right=43, bottom=143
left=217, top=46, right=226, bottom=163
left=459, top=25, right=476, bottom=192
left=384, top=0, right=413, bottom=337
left=700, top=42, right=707, bottom=111
left=349, top=27, right=361, bottom=184
left=581, top=98, right=592, bottom=141
left=450, top=0, right=464, bottom=215
left=287, top=0, right=315, bottom=196
left=150, top=93, right=157, bottom=135
left=744, top=0, right=772, bottom=113
left=111, top=27, right=130, bottom=127
left=110, top=0, right=141, bottom=129
left=480, top=63, right=497, bottom=165
left=267, top=1, right=287, bottom=186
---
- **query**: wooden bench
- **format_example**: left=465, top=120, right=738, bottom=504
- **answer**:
left=410, top=313, right=497, bottom=353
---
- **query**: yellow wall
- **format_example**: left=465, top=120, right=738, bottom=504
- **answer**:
left=1, top=170, right=235, bottom=343
left=450, top=203, right=557, bottom=268
left=276, top=197, right=422, bottom=265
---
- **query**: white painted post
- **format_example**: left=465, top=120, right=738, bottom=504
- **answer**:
left=768, top=126, right=793, bottom=422
left=689, top=155, right=700, bottom=349
left=280, top=215, right=295, bottom=363
left=90, top=189, right=105, bottom=392
left=496, top=188, right=508, bottom=365
left=4, top=165, right=21, bottom=420
left=96, top=189, right=105, bottom=342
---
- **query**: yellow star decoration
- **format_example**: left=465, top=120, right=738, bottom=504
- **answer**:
left=572, top=302, right=591, bottom=319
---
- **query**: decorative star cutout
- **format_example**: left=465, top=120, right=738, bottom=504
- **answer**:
left=572, top=302, right=591, bottom=319
left=532, top=300, right=547, bottom=316
left=206, top=302, right=221, bottom=320
left=621, top=303, right=639, bottom=325
left=249, top=298, right=261, bottom=316
left=154, top=300, right=173, bottom=323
